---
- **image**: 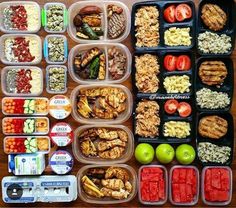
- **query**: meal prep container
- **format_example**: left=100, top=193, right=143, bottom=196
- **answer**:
left=46, top=65, right=68, bottom=94
left=71, top=84, right=133, bottom=124
left=195, top=57, right=234, bottom=112
left=2, top=117, right=50, bottom=136
left=131, top=1, right=196, bottom=51
left=4, top=136, right=51, bottom=154
left=42, top=2, right=68, bottom=33
left=68, top=43, right=131, bottom=84
left=197, top=0, right=236, bottom=56
left=132, top=50, right=194, bottom=98
left=73, top=125, right=134, bottom=164
left=201, top=166, right=232, bottom=206
left=134, top=98, right=195, bottom=144
left=77, top=164, right=137, bottom=204
left=138, top=165, right=168, bottom=205
left=0, top=1, right=41, bottom=33
left=1, top=66, right=43, bottom=97
left=0, top=34, right=42, bottom=65
left=68, top=0, right=130, bottom=43
left=2, top=97, right=49, bottom=116
left=44, top=35, right=68, bottom=64
left=196, top=112, right=234, bottom=166
left=169, top=165, right=199, bottom=206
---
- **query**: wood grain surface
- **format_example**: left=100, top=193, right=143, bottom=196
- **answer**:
left=0, top=0, right=235, bottom=207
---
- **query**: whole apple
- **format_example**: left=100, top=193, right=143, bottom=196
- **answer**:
left=156, top=144, right=175, bottom=164
left=135, top=143, right=155, bottom=164
left=176, top=144, right=196, bottom=165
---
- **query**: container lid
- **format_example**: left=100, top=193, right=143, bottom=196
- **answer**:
left=49, top=150, right=74, bottom=175
left=49, top=95, right=71, bottom=120
left=50, top=122, right=74, bottom=147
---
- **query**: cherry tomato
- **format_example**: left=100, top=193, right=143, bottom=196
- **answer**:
left=175, top=4, right=192, bottom=22
left=164, top=55, right=177, bottom=71
left=164, top=5, right=176, bottom=23
left=176, top=55, right=191, bottom=71
left=164, top=99, right=179, bottom=114
left=177, top=102, right=192, bottom=117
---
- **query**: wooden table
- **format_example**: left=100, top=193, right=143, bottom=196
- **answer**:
left=0, top=0, right=235, bottom=207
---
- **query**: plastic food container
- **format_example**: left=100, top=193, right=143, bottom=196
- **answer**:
left=42, top=2, right=68, bottom=33
left=201, top=166, right=232, bottom=206
left=77, top=164, right=137, bottom=204
left=1, top=66, right=43, bottom=97
left=4, top=136, right=50, bottom=154
left=68, top=43, right=131, bottom=84
left=71, top=84, right=133, bottom=124
left=49, top=150, right=74, bottom=175
left=169, top=165, right=199, bottom=206
left=73, top=124, right=134, bottom=164
left=0, top=1, right=41, bottom=33
left=46, top=65, right=68, bottom=94
left=50, top=122, right=74, bottom=147
left=2, top=117, right=50, bottom=135
left=0, top=34, right=42, bottom=65
left=2, top=97, right=49, bottom=116
left=67, top=0, right=130, bottom=43
left=138, top=165, right=168, bottom=205
left=44, top=35, right=68, bottom=64
left=49, top=95, right=72, bottom=120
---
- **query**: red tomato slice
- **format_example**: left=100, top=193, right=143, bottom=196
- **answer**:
left=164, top=55, right=177, bottom=71
left=175, top=4, right=192, bottom=22
left=177, top=102, right=192, bottom=117
left=176, top=55, right=191, bottom=71
left=164, top=99, right=179, bottom=114
left=164, top=5, right=176, bottom=23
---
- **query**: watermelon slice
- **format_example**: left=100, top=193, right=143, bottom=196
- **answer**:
left=179, top=168, right=187, bottom=183
left=211, top=169, right=221, bottom=189
left=172, top=184, right=181, bottom=202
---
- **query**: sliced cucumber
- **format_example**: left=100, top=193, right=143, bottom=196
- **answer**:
left=24, top=100, right=30, bottom=108
left=29, top=100, right=35, bottom=111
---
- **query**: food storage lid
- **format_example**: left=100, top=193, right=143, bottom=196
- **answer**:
left=44, top=35, right=68, bottom=64
left=138, top=165, right=168, bottom=205
left=49, top=150, right=74, bottom=175
left=72, top=124, right=134, bottom=164
left=0, top=34, right=42, bottom=65
left=42, top=2, right=68, bottom=33
left=50, top=122, right=74, bottom=147
left=77, top=164, right=137, bottom=204
left=68, top=43, right=131, bottom=84
left=46, top=65, right=68, bottom=94
left=67, top=0, right=130, bottom=43
left=0, top=1, right=41, bottom=33
left=49, top=95, right=72, bottom=120
left=169, top=165, right=199, bottom=206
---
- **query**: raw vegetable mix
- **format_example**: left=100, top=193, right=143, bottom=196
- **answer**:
left=46, top=5, right=65, bottom=32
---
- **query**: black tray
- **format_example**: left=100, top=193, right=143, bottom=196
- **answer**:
left=196, top=0, right=236, bottom=56
left=194, top=57, right=234, bottom=112
left=132, top=50, right=195, bottom=99
left=133, top=98, right=195, bottom=144
left=196, top=112, right=234, bottom=166
left=131, top=0, right=196, bottom=51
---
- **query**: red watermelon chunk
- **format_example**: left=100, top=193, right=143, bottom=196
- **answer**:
left=186, top=169, right=194, bottom=185
left=149, top=182, right=159, bottom=201
left=179, top=168, right=187, bottom=183
left=220, top=169, right=230, bottom=191
left=211, top=169, right=221, bottom=189
left=159, top=179, right=165, bottom=200
left=172, top=184, right=181, bottom=202
left=186, top=184, right=193, bottom=202
left=172, top=169, right=180, bottom=183
left=179, top=184, right=187, bottom=202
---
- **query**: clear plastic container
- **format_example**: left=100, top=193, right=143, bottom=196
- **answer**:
left=46, top=65, right=68, bottom=94
left=44, top=35, right=68, bottom=64
left=0, top=1, right=41, bottom=33
left=138, top=165, right=168, bottom=205
left=1, top=66, right=43, bottom=96
left=68, top=43, right=131, bottom=84
left=67, top=0, right=130, bottom=43
left=73, top=124, right=134, bottom=164
left=2, top=97, right=49, bottom=116
left=169, top=165, right=199, bottom=206
left=42, top=2, right=67, bottom=33
left=201, top=166, right=232, bottom=206
left=77, top=164, right=137, bottom=204
left=2, top=117, right=50, bottom=135
left=0, top=34, right=42, bottom=65
left=71, top=84, right=133, bottom=124
left=4, top=136, right=51, bottom=154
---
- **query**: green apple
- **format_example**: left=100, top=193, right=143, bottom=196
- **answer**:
left=135, top=143, right=155, bottom=164
left=176, top=144, right=196, bottom=165
left=156, top=144, right=175, bottom=164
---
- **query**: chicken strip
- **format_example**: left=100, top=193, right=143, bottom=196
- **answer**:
left=97, top=139, right=126, bottom=152
left=101, top=179, right=124, bottom=191
left=98, top=146, right=125, bottom=159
